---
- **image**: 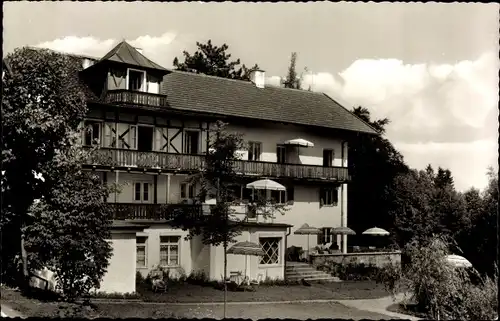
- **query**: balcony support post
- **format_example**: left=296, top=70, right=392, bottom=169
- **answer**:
left=153, top=174, right=158, bottom=204
left=114, top=170, right=119, bottom=204
left=166, top=173, right=171, bottom=204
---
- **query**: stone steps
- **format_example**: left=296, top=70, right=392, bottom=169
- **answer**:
left=285, top=261, right=340, bottom=283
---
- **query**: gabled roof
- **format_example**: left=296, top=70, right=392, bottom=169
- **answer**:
left=100, top=41, right=166, bottom=71
left=161, top=71, right=378, bottom=135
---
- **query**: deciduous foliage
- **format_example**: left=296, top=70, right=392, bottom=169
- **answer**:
left=25, top=142, right=113, bottom=301
left=347, top=106, right=409, bottom=242
left=378, top=236, right=498, bottom=320
left=1, top=48, right=88, bottom=286
left=459, top=167, right=498, bottom=276
left=1, top=48, right=112, bottom=297
left=173, top=40, right=260, bottom=81
left=388, top=165, right=469, bottom=247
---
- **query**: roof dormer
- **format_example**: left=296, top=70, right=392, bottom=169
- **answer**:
left=80, top=41, right=169, bottom=108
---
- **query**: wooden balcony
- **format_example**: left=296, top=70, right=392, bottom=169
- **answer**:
left=109, top=203, right=204, bottom=220
left=104, top=89, right=168, bottom=108
left=84, top=148, right=349, bottom=181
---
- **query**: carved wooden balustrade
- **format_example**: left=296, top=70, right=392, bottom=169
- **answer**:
left=84, top=148, right=349, bottom=181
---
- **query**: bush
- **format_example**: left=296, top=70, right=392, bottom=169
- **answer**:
left=186, top=271, right=210, bottom=285
left=135, top=271, right=145, bottom=285
left=377, top=236, right=498, bottom=320
left=321, top=262, right=382, bottom=281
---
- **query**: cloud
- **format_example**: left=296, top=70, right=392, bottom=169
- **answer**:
left=298, top=52, right=498, bottom=191
left=35, top=32, right=191, bottom=68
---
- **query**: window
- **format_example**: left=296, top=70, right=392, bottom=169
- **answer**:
left=180, top=183, right=195, bottom=200
left=270, top=190, right=286, bottom=204
left=84, top=121, right=101, bottom=146
left=320, top=187, right=338, bottom=206
left=248, top=141, right=262, bottom=161
left=318, top=228, right=334, bottom=245
left=128, top=69, right=146, bottom=92
left=136, top=236, right=148, bottom=267
left=276, top=145, right=286, bottom=164
left=134, top=182, right=152, bottom=203
left=184, top=131, right=200, bottom=154
left=259, top=237, right=281, bottom=265
left=137, top=126, right=154, bottom=152
left=323, top=149, right=334, bottom=167
left=243, top=188, right=266, bottom=202
left=160, top=236, right=180, bottom=266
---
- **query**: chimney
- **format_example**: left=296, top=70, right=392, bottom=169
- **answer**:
left=135, top=47, right=143, bottom=55
left=249, top=69, right=266, bottom=88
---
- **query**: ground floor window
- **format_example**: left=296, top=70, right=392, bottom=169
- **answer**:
left=160, top=235, right=180, bottom=266
left=259, top=237, right=281, bottom=265
left=136, top=236, right=148, bottom=267
left=320, top=187, right=338, bottom=206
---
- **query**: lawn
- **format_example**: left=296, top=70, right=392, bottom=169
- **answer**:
left=1, top=281, right=393, bottom=318
left=133, top=280, right=391, bottom=303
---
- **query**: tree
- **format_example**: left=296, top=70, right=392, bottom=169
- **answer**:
left=460, top=167, right=498, bottom=276
left=173, top=40, right=260, bottom=81
left=283, top=52, right=301, bottom=89
left=1, top=48, right=113, bottom=298
left=169, top=121, right=287, bottom=317
left=434, top=167, right=455, bottom=189
left=24, top=141, right=113, bottom=301
left=1, top=47, right=88, bottom=288
left=347, top=107, right=409, bottom=244
left=388, top=166, right=470, bottom=248
left=387, top=169, right=440, bottom=246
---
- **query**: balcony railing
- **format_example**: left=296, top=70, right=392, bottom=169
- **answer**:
left=109, top=203, right=204, bottom=220
left=84, top=148, right=349, bottom=181
left=104, top=89, right=168, bottom=108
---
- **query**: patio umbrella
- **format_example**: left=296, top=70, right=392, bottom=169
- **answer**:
left=331, top=227, right=356, bottom=253
left=445, top=254, right=472, bottom=268
left=362, top=227, right=390, bottom=236
left=246, top=179, right=286, bottom=191
left=362, top=227, right=390, bottom=249
left=294, top=223, right=322, bottom=256
left=283, top=138, right=314, bottom=147
left=283, top=138, right=314, bottom=163
left=331, top=227, right=356, bottom=235
left=227, top=241, right=265, bottom=284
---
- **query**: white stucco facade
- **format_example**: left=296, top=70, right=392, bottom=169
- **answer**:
left=98, top=232, right=137, bottom=294
left=83, top=112, right=351, bottom=291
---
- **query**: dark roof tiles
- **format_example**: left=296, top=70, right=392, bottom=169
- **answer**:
left=161, top=71, right=377, bottom=134
left=100, top=41, right=166, bottom=71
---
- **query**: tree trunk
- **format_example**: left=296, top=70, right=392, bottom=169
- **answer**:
left=223, top=240, right=228, bottom=319
left=20, top=219, right=30, bottom=291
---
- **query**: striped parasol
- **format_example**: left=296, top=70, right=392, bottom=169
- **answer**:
left=227, top=241, right=265, bottom=285
left=294, top=223, right=321, bottom=235
left=294, top=224, right=321, bottom=256
left=331, top=226, right=356, bottom=235
left=227, top=241, right=265, bottom=256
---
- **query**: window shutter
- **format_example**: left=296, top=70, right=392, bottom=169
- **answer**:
left=129, top=125, right=137, bottom=150
left=103, top=123, right=112, bottom=147
left=287, top=187, right=294, bottom=201
left=333, top=187, right=339, bottom=206
left=154, top=128, right=162, bottom=151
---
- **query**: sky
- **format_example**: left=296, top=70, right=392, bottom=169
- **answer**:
left=3, top=2, right=499, bottom=192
